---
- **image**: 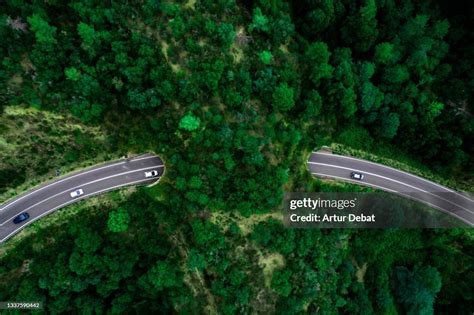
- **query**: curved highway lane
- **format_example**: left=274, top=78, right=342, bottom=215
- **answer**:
left=0, top=153, right=164, bottom=243
left=308, top=151, right=474, bottom=226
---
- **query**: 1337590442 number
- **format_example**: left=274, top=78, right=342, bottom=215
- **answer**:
left=0, top=302, right=43, bottom=310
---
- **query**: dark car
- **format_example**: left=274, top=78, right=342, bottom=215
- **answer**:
left=350, top=172, right=365, bottom=180
left=13, top=212, right=30, bottom=224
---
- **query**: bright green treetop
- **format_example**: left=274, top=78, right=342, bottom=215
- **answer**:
left=27, top=14, right=57, bottom=45
left=179, top=114, right=200, bottom=131
left=259, top=51, right=273, bottom=65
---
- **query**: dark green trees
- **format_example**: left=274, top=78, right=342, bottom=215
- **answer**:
left=273, top=83, right=295, bottom=111
left=1, top=0, right=473, bottom=313
left=107, top=208, right=130, bottom=232
left=392, top=265, right=442, bottom=314
left=342, top=0, right=378, bottom=52
left=305, top=42, right=333, bottom=86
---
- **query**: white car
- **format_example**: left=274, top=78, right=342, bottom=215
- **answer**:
left=350, top=172, right=365, bottom=180
left=145, top=170, right=159, bottom=178
left=70, top=189, right=84, bottom=198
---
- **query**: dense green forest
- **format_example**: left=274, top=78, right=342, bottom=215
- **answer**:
left=0, top=0, right=473, bottom=313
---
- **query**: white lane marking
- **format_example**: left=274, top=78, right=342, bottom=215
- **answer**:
left=0, top=177, right=156, bottom=243
left=0, top=155, right=161, bottom=211
left=313, top=172, right=474, bottom=227
left=309, top=162, right=474, bottom=214
left=0, top=165, right=163, bottom=225
left=310, top=162, right=434, bottom=192
left=312, top=152, right=474, bottom=203
left=313, top=173, right=398, bottom=193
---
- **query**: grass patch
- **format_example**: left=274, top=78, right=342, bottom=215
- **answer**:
left=210, top=210, right=286, bottom=290
left=237, top=213, right=283, bottom=236
left=259, top=252, right=285, bottom=287
left=354, top=261, right=368, bottom=283
left=184, top=0, right=197, bottom=10
left=0, top=105, right=120, bottom=204
left=230, top=26, right=246, bottom=63
left=210, top=211, right=283, bottom=236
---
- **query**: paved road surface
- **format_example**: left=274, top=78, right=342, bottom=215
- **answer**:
left=308, top=151, right=474, bottom=226
left=0, top=153, right=164, bottom=243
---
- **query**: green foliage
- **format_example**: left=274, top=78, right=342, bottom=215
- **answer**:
left=187, top=249, right=206, bottom=271
left=392, top=265, right=442, bottom=315
left=337, top=126, right=374, bottom=150
left=305, top=42, right=333, bottom=85
left=340, top=88, right=357, bottom=118
left=65, top=67, right=81, bottom=81
left=359, top=61, right=375, bottom=81
left=271, top=14, right=295, bottom=44
left=272, top=82, right=295, bottom=111
left=271, top=269, right=292, bottom=297
left=380, top=112, right=400, bottom=139
left=360, top=82, right=383, bottom=113
left=143, top=261, right=181, bottom=291
left=77, top=22, right=98, bottom=51
left=249, top=7, right=269, bottom=33
left=303, top=90, right=322, bottom=118
left=107, top=207, right=130, bottom=232
left=179, top=114, right=200, bottom=131
left=27, top=14, right=57, bottom=45
left=342, top=0, right=378, bottom=52
left=1, top=0, right=474, bottom=313
left=375, top=42, right=397, bottom=64
left=0, top=107, right=113, bottom=196
left=431, top=19, right=449, bottom=39
left=188, top=176, right=202, bottom=189
left=258, top=50, right=273, bottom=65
left=384, top=65, right=410, bottom=84
left=70, top=100, right=103, bottom=122
left=217, top=23, right=236, bottom=48
left=297, top=0, right=335, bottom=35
left=427, top=101, right=444, bottom=119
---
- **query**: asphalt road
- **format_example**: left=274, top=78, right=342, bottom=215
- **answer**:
left=0, top=153, right=164, bottom=243
left=308, top=151, right=474, bottom=226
